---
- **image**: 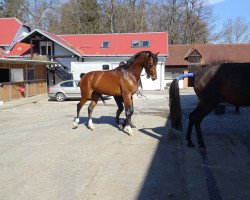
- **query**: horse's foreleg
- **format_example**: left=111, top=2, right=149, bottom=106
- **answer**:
left=73, top=98, right=87, bottom=129
left=123, top=95, right=133, bottom=136
left=87, top=93, right=99, bottom=131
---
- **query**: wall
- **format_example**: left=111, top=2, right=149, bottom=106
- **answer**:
left=0, top=63, right=47, bottom=101
left=54, top=43, right=78, bottom=69
left=70, top=57, right=166, bottom=90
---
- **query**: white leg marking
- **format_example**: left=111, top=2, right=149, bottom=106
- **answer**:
left=124, top=125, right=133, bottom=136
left=88, top=119, right=95, bottom=131
left=72, top=118, right=79, bottom=129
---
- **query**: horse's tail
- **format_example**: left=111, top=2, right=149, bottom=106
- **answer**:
left=169, top=79, right=182, bottom=131
left=169, top=73, right=194, bottom=131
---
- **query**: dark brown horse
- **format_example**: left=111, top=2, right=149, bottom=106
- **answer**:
left=73, top=51, right=159, bottom=135
left=169, top=63, right=250, bottom=153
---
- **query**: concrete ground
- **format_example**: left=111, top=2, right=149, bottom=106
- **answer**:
left=0, top=89, right=249, bottom=200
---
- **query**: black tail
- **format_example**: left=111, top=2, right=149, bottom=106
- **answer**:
left=169, top=79, right=182, bottom=130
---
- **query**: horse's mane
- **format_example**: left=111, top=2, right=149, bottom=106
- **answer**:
left=127, top=51, right=158, bottom=65
left=117, top=61, right=130, bottom=70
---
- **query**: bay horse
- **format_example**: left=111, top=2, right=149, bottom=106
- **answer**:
left=73, top=51, right=159, bottom=135
left=169, top=63, right=250, bottom=153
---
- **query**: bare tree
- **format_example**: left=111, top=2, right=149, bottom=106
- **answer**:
left=180, top=0, right=214, bottom=44
left=0, top=0, right=27, bottom=21
left=147, top=0, right=214, bottom=44
left=22, top=0, right=61, bottom=30
left=217, top=17, right=250, bottom=44
left=1, top=0, right=215, bottom=43
left=99, top=0, right=147, bottom=33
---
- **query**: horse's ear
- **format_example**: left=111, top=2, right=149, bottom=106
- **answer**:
left=156, top=52, right=159, bottom=56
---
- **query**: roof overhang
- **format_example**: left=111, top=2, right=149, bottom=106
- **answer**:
left=0, top=58, right=56, bottom=65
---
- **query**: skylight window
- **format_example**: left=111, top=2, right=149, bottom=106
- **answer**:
left=142, top=40, right=150, bottom=47
left=132, top=40, right=150, bottom=48
left=101, top=41, right=110, bottom=48
left=132, top=41, right=140, bottom=48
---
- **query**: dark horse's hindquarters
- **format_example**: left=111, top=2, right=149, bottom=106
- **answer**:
left=169, top=63, right=250, bottom=153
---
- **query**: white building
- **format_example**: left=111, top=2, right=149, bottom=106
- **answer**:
left=10, top=30, right=169, bottom=90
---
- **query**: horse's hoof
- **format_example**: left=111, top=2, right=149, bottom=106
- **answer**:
left=187, top=141, right=195, bottom=148
left=199, top=147, right=207, bottom=154
left=72, top=122, right=78, bottom=129
left=88, top=126, right=95, bottom=131
left=127, top=132, right=134, bottom=136
left=124, top=126, right=133, bottom=136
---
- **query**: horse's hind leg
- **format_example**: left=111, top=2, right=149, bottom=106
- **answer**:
left=129, top=97, right=136, bottom=128
left=188, top=103, right=217, bottom=153
left=99, top=94, right=107, bottom=106
left=186, top=118, right=195, bottom=147
left=87, top=93, right=99, bottom=131
left=114, top=96, right=124, bottom=126
left=114, top=96, right=136, bottom=129
left=73, top=98, right=88, bottom=129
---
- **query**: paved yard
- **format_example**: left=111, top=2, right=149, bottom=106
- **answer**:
left=0, top=90, right=249, bottom=200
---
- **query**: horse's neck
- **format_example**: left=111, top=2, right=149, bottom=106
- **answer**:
left=127, top=62, right=143, bottom=82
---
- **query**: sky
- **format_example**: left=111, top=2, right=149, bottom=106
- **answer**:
left=208, top=0, right=250, bottom=32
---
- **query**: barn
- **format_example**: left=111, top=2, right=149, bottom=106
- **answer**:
left=166, top=44, right=250, bottom=88
left=13, top=30, right=169, bottom=90
left=0, top=58, right=55, bottom=102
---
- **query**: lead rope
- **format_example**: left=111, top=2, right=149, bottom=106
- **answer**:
left=136, top=78, right=147, bottom=101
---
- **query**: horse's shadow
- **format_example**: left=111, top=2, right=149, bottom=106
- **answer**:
left=77, top=116, right=120, bottom=130
left=138, top=126, right=168, bottom=141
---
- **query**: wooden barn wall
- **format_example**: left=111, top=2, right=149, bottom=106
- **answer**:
left=0, top=63, right=47, bottom=101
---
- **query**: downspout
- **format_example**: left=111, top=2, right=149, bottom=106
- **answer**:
left=25, top=65, right=28, bottom=98
left=160, top=60, right=164, bottom=91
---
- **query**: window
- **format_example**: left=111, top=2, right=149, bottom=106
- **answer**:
left=142, top=40, right=150, bottom=47
left=60, top=81, right=73, bottom=87
left=101, top=41, right=110, bottom=48
left=41, top=46, right=46, bottom=55
left=132, top=40, right=150, bottom=48
left=102, top=65, right=109, bottom=70
left=39, top=41, right=52, bottom=56
left=11, top=69, right=24, bottom=82
left=0, top=68, right=10, bottom=82
left=75, top=81, right=80, bottom=87
left=27, top=68, right=35, bottom=81
left=132, top=41, right=140, bottom=48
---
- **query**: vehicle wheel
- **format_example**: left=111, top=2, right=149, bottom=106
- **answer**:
left=56, top=92, right=66, bottom=102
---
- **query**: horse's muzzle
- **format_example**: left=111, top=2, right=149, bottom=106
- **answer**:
left=147, top=74, right=157, bottom=80
left=151, top=75, right=157, bottom=81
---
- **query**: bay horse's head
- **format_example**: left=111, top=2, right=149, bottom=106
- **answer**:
left=141, top=51, right=159, bottom=81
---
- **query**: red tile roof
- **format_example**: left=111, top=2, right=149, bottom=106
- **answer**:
left=0, top=18, right=23, bottom=46
left=59, top=32, right=168, bottom=56
left=16, top=30, right=168, bottom=57
left=166, top=44, right=250, bottom=66
left=7, top=42, right=31, bottom=57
